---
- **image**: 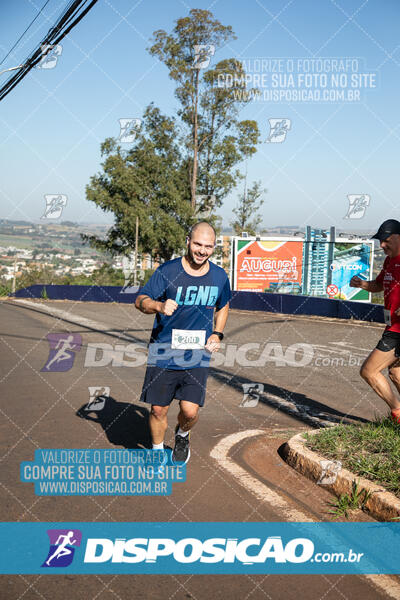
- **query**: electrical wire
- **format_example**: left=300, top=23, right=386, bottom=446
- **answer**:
left=0, top=0, right=52, bottom=66
left=0, top=0, right=99, bottom=102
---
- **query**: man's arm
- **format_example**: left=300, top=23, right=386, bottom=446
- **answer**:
left=135, top=294, right=178, bottom=316
left=205, top=303, right=229, bottom=352
left=135, top=294, right=162, bottom=314
left=214, top=302, right=229, bottom=333
left=350, top=276, right=383, bottom=293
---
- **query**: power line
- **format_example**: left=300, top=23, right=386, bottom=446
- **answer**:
left=0, top=0, right=99, bottom=102
left=0, top=0, right=52, bottom=67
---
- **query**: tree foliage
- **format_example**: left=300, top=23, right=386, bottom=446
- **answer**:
left=148, top=9, right=261, bottom=208
left=83, top=105, right=193, bottom=261
left=84, top=9, right=262, bottom=261
left=231, top=181, right=266, bottom=236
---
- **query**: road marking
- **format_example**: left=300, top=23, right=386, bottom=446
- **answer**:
left=210, top=429, right=313, bottom=522
left=12, top=298, right=106, bottom=330
left=329, top=341, right=371, bottom=352
left=211, top=430, right=400, bottom=599
left=260, top=391, right=337, bottom=427
left=11, top=299, right=137, bottom=343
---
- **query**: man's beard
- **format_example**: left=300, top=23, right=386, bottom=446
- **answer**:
left=187, top=245, right=208, bottom=266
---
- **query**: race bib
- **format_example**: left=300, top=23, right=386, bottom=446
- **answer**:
left=384, top=308, right=392, bottom=326
left=171, top=329, right=206, bottom=349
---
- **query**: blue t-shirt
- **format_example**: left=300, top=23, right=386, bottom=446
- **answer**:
left=140, top=257, right=231, bottom=369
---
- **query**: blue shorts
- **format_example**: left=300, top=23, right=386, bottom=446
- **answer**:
left=140, top=366, right=209, bottom=407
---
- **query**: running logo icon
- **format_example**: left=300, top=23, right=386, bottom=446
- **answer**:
left=37, top=44, right=63, bottom=69
left=266, top=119, right=291, bottom=143
left=41, top=194, right=67, bottom=219
left=41, top=333, right=82, bottom=372
left=42, top=529, right=82, bottom=568
left=240, top=383, right=264, bottom=408
left=192, top=45, right=215, bottom=69
left=118, top=118, right=142, bottom=143
left=317, top=460, right=342, bottom=485
left=344, top=194, right=370, bottom=219
left=120, top=254, right=141, bottom=293
left=86, top=386, right=110, bottom=411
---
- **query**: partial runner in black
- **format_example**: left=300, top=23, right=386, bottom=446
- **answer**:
left=135, top=222, right=231, bottom=463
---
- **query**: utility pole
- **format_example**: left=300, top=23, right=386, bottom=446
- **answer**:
left=11, top=256, right=17, bottom=294
left=134, top=216, right=139, bottom=286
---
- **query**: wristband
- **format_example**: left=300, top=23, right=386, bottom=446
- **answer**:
left=212, top=331, right=224, bottom=340
left=139, top=297, right=148, bottom=311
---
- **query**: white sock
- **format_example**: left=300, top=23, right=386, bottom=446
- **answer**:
left=152, top=442, right=164, bottom=450
left=177, top=427, right=189, bottom=437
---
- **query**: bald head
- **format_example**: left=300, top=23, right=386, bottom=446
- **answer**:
left=189, top=221, right=216, bottom=242
left=186, top=221, right=216, bottom=268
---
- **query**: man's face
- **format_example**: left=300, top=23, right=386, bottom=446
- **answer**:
left=187, top=229, right=215, bottom=265
left=380, top=234, right=400, bottom=257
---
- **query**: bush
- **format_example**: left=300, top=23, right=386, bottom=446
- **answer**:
left=0, top=282, right=11, bottom=296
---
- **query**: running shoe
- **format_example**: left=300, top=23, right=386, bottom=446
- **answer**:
left=172, top=426, right=190, bottom=464
left=391, top=411, right=400, bottom=425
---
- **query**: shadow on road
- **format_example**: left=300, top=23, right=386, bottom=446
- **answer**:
left=209, top=367, right=369, bottom=428
left=76, top=396, right=151, bottom=449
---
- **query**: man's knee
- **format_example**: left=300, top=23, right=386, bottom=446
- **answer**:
left=151, top=405, right=169, bottom=420
left=180, top=403, right=199, bottom=421
left=360, top=364, right=376, bottom=384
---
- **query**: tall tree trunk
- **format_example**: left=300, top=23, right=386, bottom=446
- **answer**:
left=191, top=68, right=200, bottom=210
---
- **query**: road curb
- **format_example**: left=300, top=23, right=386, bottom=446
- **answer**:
left=281, top=430, right=400, bottom=522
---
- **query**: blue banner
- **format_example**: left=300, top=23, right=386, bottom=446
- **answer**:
left=20, top=449, right=185, bottom=496
left=0, top=522, right=399, bottom=574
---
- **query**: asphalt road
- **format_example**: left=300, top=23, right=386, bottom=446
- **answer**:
left=0, top=298, right=398, bottom=600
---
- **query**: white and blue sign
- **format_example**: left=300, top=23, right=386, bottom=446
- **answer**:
left=20, top=449, right=185, bottom=496
left=0, top=522, right=399, bottom=574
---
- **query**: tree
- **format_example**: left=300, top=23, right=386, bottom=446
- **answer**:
left=231, top=181, right=266, bottom=236
left=148, top=9, right=260, bottom=209
left=83, top=105, right=193, bottom=262
left=15, top=266, right=55, bottom=289
left=84, top=10, right=262, bottom=261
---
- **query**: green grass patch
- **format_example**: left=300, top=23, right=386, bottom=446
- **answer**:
left=327, top=480, right=372, bottom=518
left=304, top=417, right=400, bottom=498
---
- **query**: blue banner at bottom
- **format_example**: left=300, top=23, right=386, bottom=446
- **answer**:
left=1, top=522, right=399, bottom=574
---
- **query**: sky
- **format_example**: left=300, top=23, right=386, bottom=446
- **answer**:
left=0, top=0, right=399, bottom=233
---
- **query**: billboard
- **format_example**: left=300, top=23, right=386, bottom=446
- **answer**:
left=330, top=242, right=373, bottom=301
left=232, top=236, right=374, bottom=301
left=233, top=239, right=304, bottom=294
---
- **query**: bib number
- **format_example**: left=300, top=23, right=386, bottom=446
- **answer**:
left=171, top=329, right=206, bottom=349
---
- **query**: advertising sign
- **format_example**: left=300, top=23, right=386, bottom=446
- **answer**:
left=233, top=239, right=304, bottom=294
left=232, top=237, right=374, bottom=301
left=330, top=242, right=373, bottom=301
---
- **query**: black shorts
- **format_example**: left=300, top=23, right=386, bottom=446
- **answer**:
left=140, top=366, right=209, bottom=407
left=376, top=331, right=400, bottom=357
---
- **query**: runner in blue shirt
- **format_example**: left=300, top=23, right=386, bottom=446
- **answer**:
left=135, top=222, right=231, bottom=464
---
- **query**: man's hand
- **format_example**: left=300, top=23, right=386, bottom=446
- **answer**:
left=350, top=275, right=363, bottom=288
left=205, top=334, right=221, bottom=353
left=394, top=308, right=400, bottom=316
left=159, top=299, right=178, bottom=316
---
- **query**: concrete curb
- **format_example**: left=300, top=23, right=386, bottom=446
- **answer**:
left=281, top=430, right=400, bottom=522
